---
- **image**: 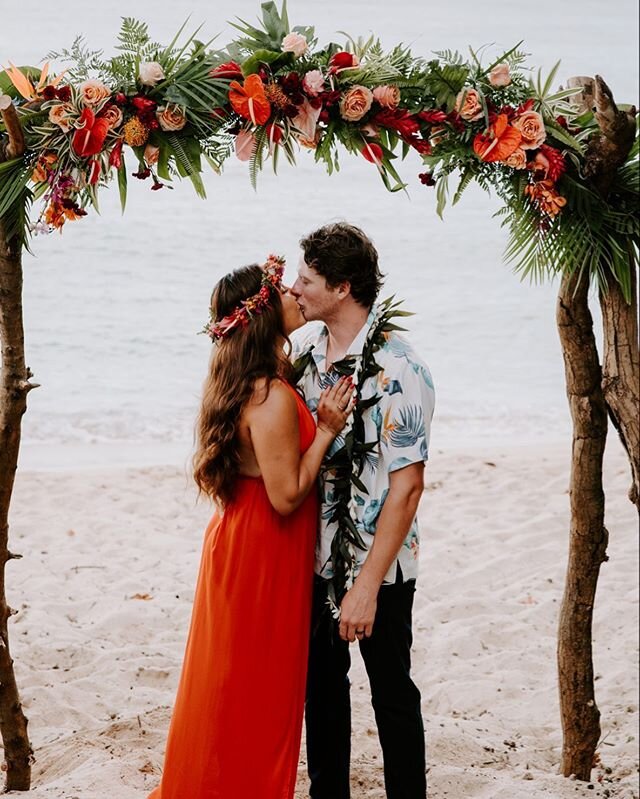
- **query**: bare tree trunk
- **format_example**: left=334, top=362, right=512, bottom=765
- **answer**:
left=556, top=271, right=609, bottom=780
left=600, top=268, right=639, bottom=509
left=0, top=96, right=33, bottom=790
left=568, top=75, right=639, bottom=509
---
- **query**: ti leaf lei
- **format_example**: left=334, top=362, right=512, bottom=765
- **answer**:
left=292, top=296, right=413, bottom=613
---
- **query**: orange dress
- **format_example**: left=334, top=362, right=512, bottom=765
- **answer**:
left=149, top=387, right=318, bottom=799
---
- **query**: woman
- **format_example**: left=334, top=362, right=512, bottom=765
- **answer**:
left=149, top=255, right=352, bottom=799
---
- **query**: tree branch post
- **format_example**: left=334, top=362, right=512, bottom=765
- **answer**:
left=556, top=271, right=609, bottom=780
left=0, top=95, right=33, bottom=791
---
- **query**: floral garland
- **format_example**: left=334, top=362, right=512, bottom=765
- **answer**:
left=203, top=253, right=285, bottom=340
left=293, top=296, right=411, bottom=611
left=0, top=5, right=637, bottom=294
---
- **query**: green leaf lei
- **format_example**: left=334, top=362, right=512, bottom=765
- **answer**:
left=293, top=296, right=412, bottom=612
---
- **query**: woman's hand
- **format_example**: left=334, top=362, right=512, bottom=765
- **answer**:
left=317, top=377, right=355, bottom=436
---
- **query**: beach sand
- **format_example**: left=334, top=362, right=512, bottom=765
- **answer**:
left=7, top=437, right=638, bottom=798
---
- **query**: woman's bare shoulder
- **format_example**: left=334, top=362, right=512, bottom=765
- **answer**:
left=246, top=377, right=296, bottom=418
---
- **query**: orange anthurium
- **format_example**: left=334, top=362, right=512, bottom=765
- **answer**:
left=228, top=74, right=271, bottom=126
left=72, top=108, right=110, bottom=158
left=473, top=114, right=522, bottom=163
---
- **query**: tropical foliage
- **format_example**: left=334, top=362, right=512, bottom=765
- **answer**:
left=0, top=2, right=638, bottom=295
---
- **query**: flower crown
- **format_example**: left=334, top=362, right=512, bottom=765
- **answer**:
left=204, top=254, right=286, bottom=340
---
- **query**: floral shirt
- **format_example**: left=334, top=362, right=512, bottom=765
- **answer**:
left=292, top=307, right=435, bottom=584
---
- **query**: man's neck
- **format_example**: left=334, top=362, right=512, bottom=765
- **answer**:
left=324, top=304, right=370, bottom=365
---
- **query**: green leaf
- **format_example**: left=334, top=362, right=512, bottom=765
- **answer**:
left=117, top=158, right=127, bottom=213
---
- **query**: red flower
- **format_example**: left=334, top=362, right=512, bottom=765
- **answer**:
left=210, top=61, right=243, bottom=80
left=361, top=142, right=383, bottom=164
left=42, top=85, right=57, bottom=101
left=416, top=110, right=448, bottom=125
left=114, top=92, right=128, bottom=106
left=556, top=115, right=568, bottom=129
left=266, top=123, right=283, bottom=144
left=515, top=98, right=535, bottom=116
left=410, top=138, right=432, bottom=155
left=329, top=51, right=357, bottom=70
left=132, top=167, right=151, bottom=180
left=372, top=108, right=420, bottom=138
left=72, top=108, right=110, bottom=158
left=418, top=172, right=436, bottom=186
left=318, top=89, right=341, bottom=110
left=56, top=85, right=72, bottom=102
left=109, top=139, right=124, bottom=169
left=532, top=144, right=567, bottom=182
left=131, top=95, right=157, bottom=114
left=88, top=159, right=101, bottom=185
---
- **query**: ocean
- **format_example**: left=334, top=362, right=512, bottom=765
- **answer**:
left=3, top=0, right=638, bottom=467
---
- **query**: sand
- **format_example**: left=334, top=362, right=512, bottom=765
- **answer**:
left=6, top=436, right=638, bottom=798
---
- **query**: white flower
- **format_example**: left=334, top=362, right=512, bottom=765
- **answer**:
left=281, top=32, right=308, bottom=58
left=139, top=61, right=165, bottom=87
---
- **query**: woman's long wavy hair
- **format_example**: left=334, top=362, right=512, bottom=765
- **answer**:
left=193, top=264, right=293, bottom=507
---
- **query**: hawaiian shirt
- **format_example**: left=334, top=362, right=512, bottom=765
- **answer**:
left=292, top=306, right=435, bottom=584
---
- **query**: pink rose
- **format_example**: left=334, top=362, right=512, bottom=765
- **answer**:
left=79, top=79, right=110, bottom=108
left=281, top=32, right=308, bottom=58
left=235, top=129, right=256, bottom=161
left=513, top=110, right=546, bottom=149
left=455, top=87, right=484, bottom=121
left=372, top=85, right=400, bottom=109
left=302, top=69, right=325, bottom=97
left=339, top=85, right=373, bottom=122
left=156, top=104, right=187, bottom=132
left=139, top=61, right=165, bottom=87
left=48, top=103, right=74, bottom=132
left=489, top=63, right=511, bottom=87
left=503, top=147, right=527, bottom=169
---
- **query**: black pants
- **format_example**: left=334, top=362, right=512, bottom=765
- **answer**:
left=305, top=574, right=426, bottom=799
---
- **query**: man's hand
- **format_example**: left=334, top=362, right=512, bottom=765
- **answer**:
left=339, top=580, right=378, bottom=642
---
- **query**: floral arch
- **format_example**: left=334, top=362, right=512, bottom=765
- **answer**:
left=0, top=2, right=637, bottom=792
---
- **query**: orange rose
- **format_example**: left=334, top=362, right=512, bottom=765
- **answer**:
left=455, top=88, right=484, bottom=121
left=79, top=79, right=110, bottom=107
left=144, top=144, right=160, bottom=165
left=156, top=104, right=187, bottom=132
left=513, top=110, right=546, bottom=149
left=100, top=104, right=123, bottom=130
left=372, top=85, right=400, bottom=109
left=339, top=85, right=373, bottom=122
left=504, top=147, right=527, bottom=169
left=48, top=103, right=74, bottom=132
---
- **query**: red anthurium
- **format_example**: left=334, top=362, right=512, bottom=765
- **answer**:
left=210, top=61, right=243, bottom=80
left=229, top=75, right=271, bottom=125
left=329, top=51, right=358, bottom=71
left=88, top=159, right=101, bottom=185
left=473, top=114, right=522, bottom=163
left=109, top=139, right=124, bottom=169
left=361, top=142, right=383, bottom=165
left=72, top=107, right=110, bottom=158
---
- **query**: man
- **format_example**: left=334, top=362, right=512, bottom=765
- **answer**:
left=291, top=222, right=435, bottom=799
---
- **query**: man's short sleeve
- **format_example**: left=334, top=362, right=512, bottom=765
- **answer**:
left=380, top=354, right=435, bottom=473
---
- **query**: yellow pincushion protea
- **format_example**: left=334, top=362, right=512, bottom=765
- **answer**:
left=123, top=117, right=149, bottom=147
